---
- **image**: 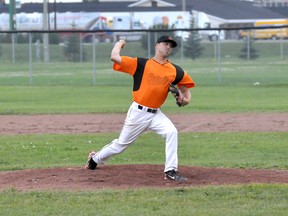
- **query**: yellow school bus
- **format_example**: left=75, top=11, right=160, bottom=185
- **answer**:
left=240, top=19, right=288, bottom=40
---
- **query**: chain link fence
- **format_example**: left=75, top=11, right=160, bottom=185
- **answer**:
left=0, top=28, right=287, bottom=86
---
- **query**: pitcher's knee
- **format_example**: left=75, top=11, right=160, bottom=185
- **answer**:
left=166, top=126, right=178, bottom=137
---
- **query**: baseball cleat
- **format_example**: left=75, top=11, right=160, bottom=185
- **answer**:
left=85, top=151, right=97, bottom=170
left=165, top=170, right=187, bottom=182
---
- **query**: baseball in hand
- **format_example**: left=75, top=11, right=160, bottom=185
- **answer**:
left=118, top=37, right=126, bottom=48
left=177, top=93, right=184, bottom=105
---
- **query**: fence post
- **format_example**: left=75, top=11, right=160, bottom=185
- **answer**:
left=247, top=30, right=250, bottom=60
left=80, top=33, right=83, bottom=63
left=181, top=31, right=184, bottom=60
left=11, top=33, right=15, bottom=64
left=280, top=34, right=284, bottom=61
left=29, top=33, right=33, bottom=84
left=92, top=33, right=96, bottom=86
left=214, top=38, right=217, bottom=60
left=217, top=30, right=222, bottom=85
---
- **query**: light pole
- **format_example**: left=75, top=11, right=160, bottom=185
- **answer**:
left=43, top=0, right=50, bottom=63
left=182, top=0, right=186, bottom=11
left=9, top=0, right=16, bottom=64
left=54, top=0, right=57, bottom=30
left=9, top=0, right=16, bottom=30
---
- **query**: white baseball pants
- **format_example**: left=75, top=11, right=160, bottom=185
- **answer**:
left=92, top=101, right=178, bottom=172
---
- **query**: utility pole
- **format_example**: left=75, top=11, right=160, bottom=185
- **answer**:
left=43, top=0, right=50, bottom=63
left=54, top=0, right=57, bottom=30
left=182, top=0, right=186, bottom=11
left=9, top=0, right=16, bottom=30
left=9, top=0, right=16, bottom=64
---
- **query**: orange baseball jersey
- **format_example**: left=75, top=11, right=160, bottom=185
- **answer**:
left=113, top=56, right=195, bottom=108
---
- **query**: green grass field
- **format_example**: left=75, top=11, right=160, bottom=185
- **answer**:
left=0, top=132, right=287, bottom=171
left=1, top=185, right=287, bottom=216
left=0, top=85, right=287, bottom=114
left=0, top=42, right=287, bottom=215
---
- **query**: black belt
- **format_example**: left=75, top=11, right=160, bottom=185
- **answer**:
left=138, top=105, right=157, bottom=113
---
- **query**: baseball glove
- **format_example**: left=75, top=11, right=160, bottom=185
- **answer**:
left=169, top=84, right=183, bottom=107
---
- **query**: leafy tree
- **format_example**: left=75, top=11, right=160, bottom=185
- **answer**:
left=31, top=33, right=60, bottom=44
left=184, top=17, right=204, bottom=59
left=49, top=33, right=61, bottom=44
left=16, top=34, right=28, bottom=44
left=63, top=33, right=86, bottom=62
left=239, top=37, right=259, bottom=60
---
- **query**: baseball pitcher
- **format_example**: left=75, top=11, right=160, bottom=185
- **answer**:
left=85, top=35, right=195, bottom=182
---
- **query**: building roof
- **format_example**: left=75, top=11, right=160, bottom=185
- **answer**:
left=267, top=7, right=288, bottom=17
left=164, top=0, right=285, bottom=19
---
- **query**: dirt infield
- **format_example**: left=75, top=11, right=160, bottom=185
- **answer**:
left=1, top=113, right=287, bottom=134
left=0, top=113, right=287, bottom=191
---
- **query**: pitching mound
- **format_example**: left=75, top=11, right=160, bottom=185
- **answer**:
left=1, top=165, right=288, bottom=192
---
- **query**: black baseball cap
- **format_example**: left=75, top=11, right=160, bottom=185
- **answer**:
left=156, top=35, right=177, bottom=48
